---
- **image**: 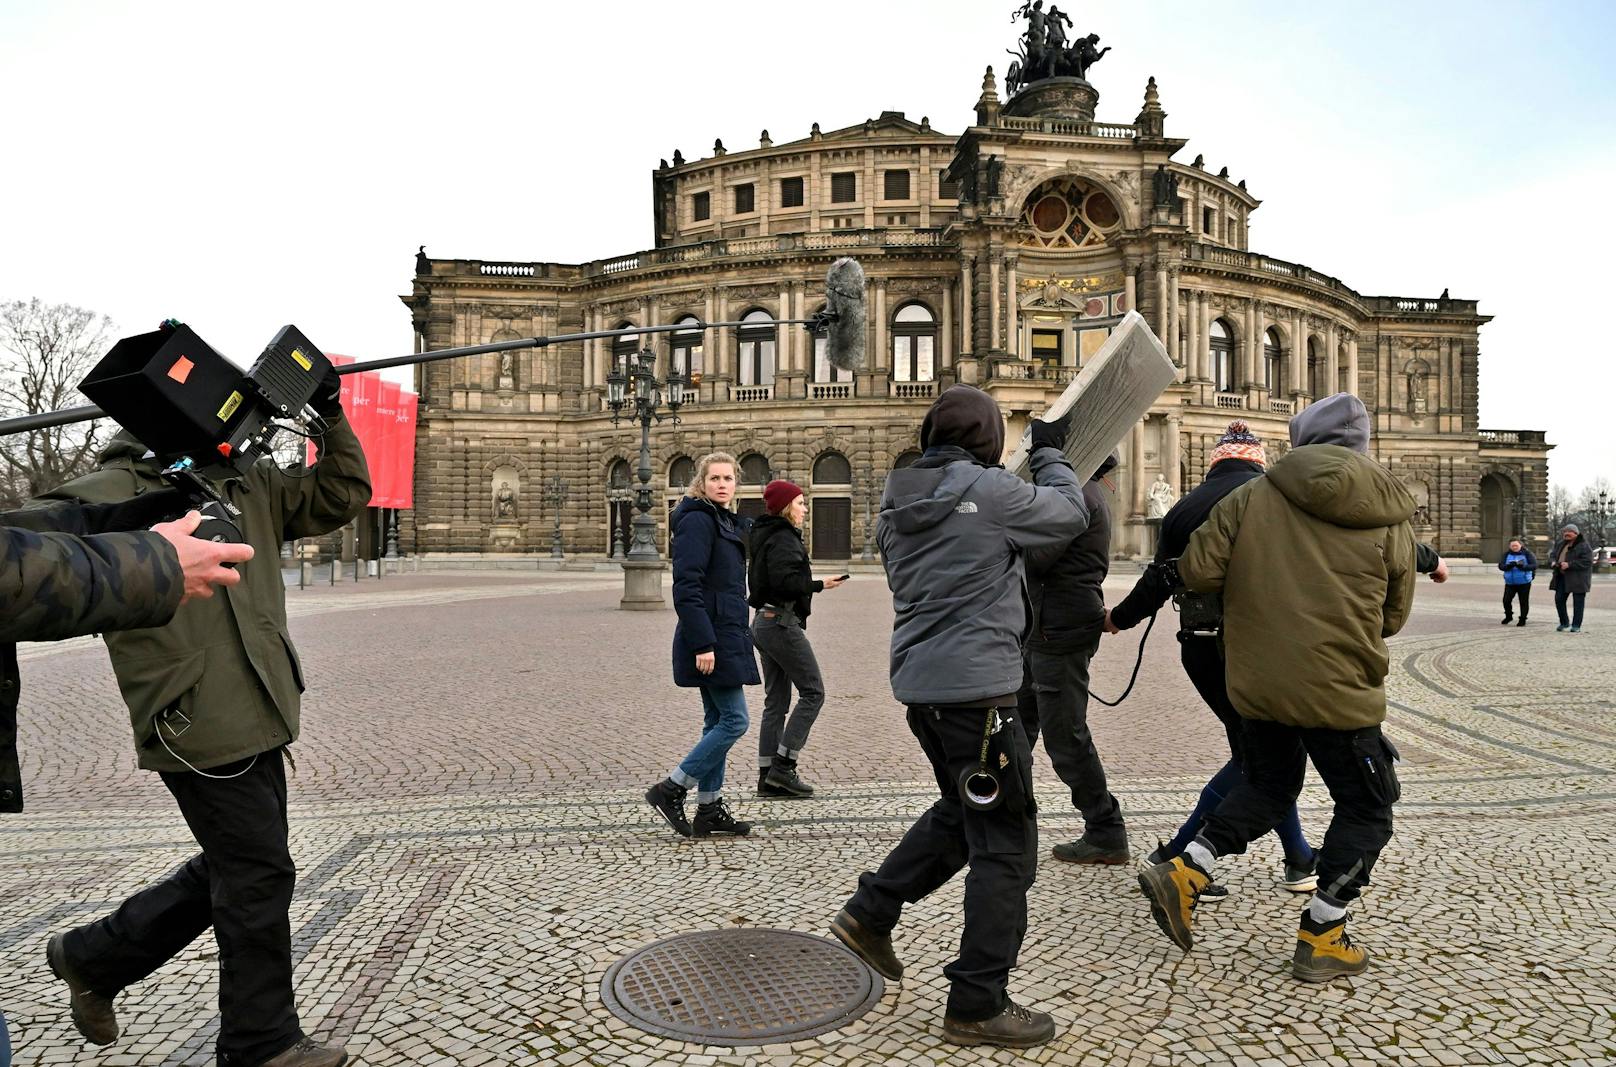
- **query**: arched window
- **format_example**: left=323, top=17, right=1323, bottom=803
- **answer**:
left=670, top=316, right=703, bottom=380
left=611, top=322, right=639, bottom=374
left=812, top=303, right=852, bottom=383
left=737, top=310, right=776, bottom=387
left=608, top=459, right=631, bottom=488
left=892, top=303, right=936, bottom=383
left=813, top=451, right=851, bottom=485
left=894, top=450, right=922, bottom=469
left=668, top=455, right=695, bottom=489
left=1307, top=336, right=1324, bottom=397
left=1263, top=327, right=1284, bottom=391
left=738, top=453, right=772, bottom=487
left=1209, top=318, right=1235, bottom=392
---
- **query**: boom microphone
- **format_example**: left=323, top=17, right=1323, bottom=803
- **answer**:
left=821, top=257, right=867, bottom=371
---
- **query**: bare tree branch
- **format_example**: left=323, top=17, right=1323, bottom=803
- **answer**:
left=0, top=298, right=114, bottom=507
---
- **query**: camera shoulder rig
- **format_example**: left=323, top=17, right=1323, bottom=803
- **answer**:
left=1148, top=557, right=1223, bottom=638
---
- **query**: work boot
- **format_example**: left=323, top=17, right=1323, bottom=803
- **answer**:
left=829, top=907, right=903, bottom=980
left=1292, top=912, right=1370, bottom=982
left=1517, top=617, right=1528, bottom=627
left=255, top=1037, right=349, bottom=1067
left=644, top=779, right=691, bottom=838
left=942, top=998, right=1057, bottom=1048
left=1500, top=615, right=1512, bottom=625
left=1137, top=855, right=1211, bottom=951
left=1282, top=852, right=1319, bottom=894
left=46, top=931, right=118, bottom=1046
left=1051, top=836, right=1129, bottom=865
left=763, top=755, right=815, bottom=798
left=691, top=798, right=750, bottom=837
left=1142, top=839, right=1170, bottom=868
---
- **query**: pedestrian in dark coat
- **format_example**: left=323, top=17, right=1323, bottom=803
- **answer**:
left=1549, top=524, right=1594, bottom=632
left=647, top=452, right=760, bottom=839
left=748, top=479, right=846, bottom=798
left=1498, top=538, right=1536, bottom=626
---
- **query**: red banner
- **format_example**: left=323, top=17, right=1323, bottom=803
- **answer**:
left=304, top=354, right=417, bottom=509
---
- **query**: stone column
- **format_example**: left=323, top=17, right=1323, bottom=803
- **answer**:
left=1291, top=310, right=1305, bottom=396
left=1005, top=255, right=1018, bottom=358
left=941, top=282, right=954, bottom=369
left=1131, top=419, right=1149, bottom=516
left=1156, top=263, right=1170, bottom=341
left=1168, top=271, right=1181, bottom=377
left=792, top=281, right=807, bottom=372
left=1123, top=256, right=1139, bottom=314
left=583, top=307, right=596, bottom=390
left=874, top=279, right=889, bottom=371
left=778, top=284, right=791, bottom=383
left=1245, top=299, right=1260, bottom=389
left=1324, top=323, right=1338, bottom=395
left=1347, top=337, right=1359, bottom=396
left=715, top=288, right=731, bottom=382
left=989, top=255, right=1002, bottom=350
left=958, top=256, right=974, bottom=355
left=1165, top=412, right=1182, bottom=494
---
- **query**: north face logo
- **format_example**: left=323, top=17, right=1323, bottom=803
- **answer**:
left=954, top=501, right=978, bottom=514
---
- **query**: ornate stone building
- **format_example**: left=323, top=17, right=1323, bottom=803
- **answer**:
left=400, top=62, right=1550, bottom=563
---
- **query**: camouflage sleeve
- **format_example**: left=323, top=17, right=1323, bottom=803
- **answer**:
left=268, top=409, right=372, bottom=540
left=0, top=526, right=183, bottom=642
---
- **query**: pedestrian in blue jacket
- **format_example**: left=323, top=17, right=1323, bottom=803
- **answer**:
left=1498, top=538, right=1536, bottom=627
left=645, top=451, right=761, bottom=838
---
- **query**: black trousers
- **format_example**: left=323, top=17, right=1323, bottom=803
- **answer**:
left=1199, top=720, right=1398, bottom=903
left=1554, top=587, right=1586, bottom=628
left=64, top=749, right=301, bottom=1066
left=751, top=609, right=826, bottom=764
left=844, top=704, right=1037, bottom=1021
left=1179, top=635, right=1245, bottom=760
left=1018, top=639, right=1125, bottom=846
left=1503, top=585, right=1530, bottom=620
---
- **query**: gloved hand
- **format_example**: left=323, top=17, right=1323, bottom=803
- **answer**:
left=311, top=364, right=344, bottom=418
left=84, top=488, right=190, bottom=534
left=1030, top=413, right=1070, bottom=453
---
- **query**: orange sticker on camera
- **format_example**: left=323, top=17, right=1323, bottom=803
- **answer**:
left=168, top=356, right=194, bottom=384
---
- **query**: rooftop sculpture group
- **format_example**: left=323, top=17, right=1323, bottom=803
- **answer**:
left=1005, top=1, right=1111, bottom=96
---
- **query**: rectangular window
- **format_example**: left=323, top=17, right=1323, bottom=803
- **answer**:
left=692, top=191, right=710, bottom=221
left=739, top=339, right=776, bottom=387
left=814, top=335, right=852, bottom=382
left=831, top=172, right=857, bottom=203
left=892, top=335, right=934, bottom=383
left=734, top=183, right=754, bottom=214
left=1032, top=329, right=1063, bottom=368
left=883, top=169, right=910, bottom=201
left=1202, top=207, right=1215, bottom=236
left=938, top=171, right=960, bottom=199
left=780, top=176, right=804, bottom=208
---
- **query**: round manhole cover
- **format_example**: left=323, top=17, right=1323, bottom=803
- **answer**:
left=601, top=928, right=884, bottom=1045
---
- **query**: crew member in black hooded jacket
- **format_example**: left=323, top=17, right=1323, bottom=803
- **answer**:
left=747, top=478, right=846, bottom=798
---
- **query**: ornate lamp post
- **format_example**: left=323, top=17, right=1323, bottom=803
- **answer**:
left=607, top=348, right=686, bottom=609
left=543, top=475, right=568, bottom=560
left=607, top=487, right=631, bottom=560
left=1587, top=489, right=1611, bottom=552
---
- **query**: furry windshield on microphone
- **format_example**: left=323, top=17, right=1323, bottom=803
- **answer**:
left=821, top=257, right=867, bottom=371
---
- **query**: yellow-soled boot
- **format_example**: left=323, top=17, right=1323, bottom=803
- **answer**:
left=1137, top=855, right=1210, bottom=951
left=1292, top=912, right=1369, bottom=982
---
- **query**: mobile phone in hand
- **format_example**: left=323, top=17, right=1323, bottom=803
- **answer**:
left=837, top=574, right=851, bottom=581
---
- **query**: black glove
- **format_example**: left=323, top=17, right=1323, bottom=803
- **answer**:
left=1029, top=413, right=1070, bottom=453
left=82, top=488, right=189, bottom=534
left=311, top=364, right=344, bottom=418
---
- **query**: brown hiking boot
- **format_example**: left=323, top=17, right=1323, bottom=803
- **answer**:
left=1292, top=912, right=1370, bottom=982
left=46, top=932, right=118, bottom=1045
left=255, top=1037, right=349, bottom=1066
left=942, top=998, right=1058, bottom=1047
left=829, top=908, right=903, bottom=980
left=1137, top=855, right=1211, bottom=951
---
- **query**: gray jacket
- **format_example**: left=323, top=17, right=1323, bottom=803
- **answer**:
left=878, top=444, right=1088, bottom=705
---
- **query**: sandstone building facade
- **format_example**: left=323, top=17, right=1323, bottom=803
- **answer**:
left=399, top=68, right=1550, bottom=563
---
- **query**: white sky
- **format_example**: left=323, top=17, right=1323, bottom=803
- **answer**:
left=2, top=0, right=1611, bottom=494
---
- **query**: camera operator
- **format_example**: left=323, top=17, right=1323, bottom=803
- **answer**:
left=829, top=385, right=1086, bottom=1049
left=32, top=365, right=368, bottom=1067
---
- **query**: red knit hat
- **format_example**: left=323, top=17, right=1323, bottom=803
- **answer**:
left=763, top=479, right=804, bottom=515
left=1208, top=420, right=1266, bottom=468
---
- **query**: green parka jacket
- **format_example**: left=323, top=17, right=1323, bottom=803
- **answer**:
left=1179, top=443, right=1417, bottom=732
left=36, top=413, right=370, bottom=771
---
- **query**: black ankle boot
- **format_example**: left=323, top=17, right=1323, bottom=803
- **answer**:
left=644, top=778, right=691, bottom=837
left=764, top=755, right=815, bottom=798
left=692, top=798, right=751, bottom=837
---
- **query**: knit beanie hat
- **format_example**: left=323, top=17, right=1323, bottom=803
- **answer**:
left=920, top=385, right=1005, bottom=466
left=1208, top=420, right=1266, bottom=469
left=763, top=479, right=804, bottom=515
left=1562, top=523, right=1580, bottom=536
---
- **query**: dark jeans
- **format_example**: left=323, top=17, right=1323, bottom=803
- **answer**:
left=844, top=704, right=1037, bottom=1022
left=1018, top=639, right=1125, bottom=846
left=63, top=749, right=301, bottom=1066
left=1503, top=585, right=1530, bottom=620
left=1200, top=719, right=1399, bottom=903
left=1170, top=637, right=1312, bottom=864
left=751, top=609, right=825, bottom=765
left=1555, top=588, right=1586, bottom=628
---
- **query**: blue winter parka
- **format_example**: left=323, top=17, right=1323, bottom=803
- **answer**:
left=670, top=495, right=762, bottom=689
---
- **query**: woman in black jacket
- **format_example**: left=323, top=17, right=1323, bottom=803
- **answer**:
left=1549, top=524, right=1595, bottom=632
left=748, top=479, right=845, bottom=797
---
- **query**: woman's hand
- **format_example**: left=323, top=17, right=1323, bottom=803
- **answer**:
left=822, top=576, right=847, bottom=590
left=696, top=651, right=716, bottom=674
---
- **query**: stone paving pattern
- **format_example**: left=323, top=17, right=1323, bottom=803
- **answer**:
left=2, top=570, right=1613, bottom=1065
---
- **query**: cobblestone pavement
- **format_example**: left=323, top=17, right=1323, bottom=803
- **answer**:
left=2, top=571, right=1612, bottom=1065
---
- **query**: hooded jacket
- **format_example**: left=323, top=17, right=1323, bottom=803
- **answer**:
left=1549, top=532, right=1594, bottom=595
left=669, top=495, right=761, bottom=688
left=880, top=444, right=1086, bottom=705
left=746, top=514, right=821, bottom=626
left=1024, top=451, right=1117, bottom=648
left=33, top=415, right=370, bottom=771
left=1178, top=444, right=1416, bottom=731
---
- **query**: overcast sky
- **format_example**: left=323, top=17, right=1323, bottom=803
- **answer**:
left=1, top=1, right=1611, bottom=494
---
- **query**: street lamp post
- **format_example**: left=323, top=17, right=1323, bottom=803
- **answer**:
left=606, top=348, right=686, bottom=610
left=1587, top=489, right=1611, bottom=553
left=607, top=487, right=631, bottom=560
left=543, top=475, right=569, bottom=560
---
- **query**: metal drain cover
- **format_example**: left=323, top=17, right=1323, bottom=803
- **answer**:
left=601, top=928, right=884, bottom=1045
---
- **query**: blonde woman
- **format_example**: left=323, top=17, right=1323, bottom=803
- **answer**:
left=644, top=452, right=760, bottom=838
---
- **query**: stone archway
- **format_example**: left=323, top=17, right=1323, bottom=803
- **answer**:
left=1479, top=472, right=1518, bottom=563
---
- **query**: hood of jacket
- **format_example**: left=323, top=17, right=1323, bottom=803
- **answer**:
left=880, top=446, right=992, bottom=536
left=1289, top=392, right=1371, bottom=452
left=1266, top=444, right=1414, bottom=530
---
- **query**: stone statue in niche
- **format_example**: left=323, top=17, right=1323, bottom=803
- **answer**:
left=1405, top=479, right=1432, bottom=527
left=1147, top=477, right=1177, bottom=519
left=494, top=480, right=518, bottom=519
left=499, top=351, right=515, bottom=380
left=1405, top=360, right=1432, bottom=418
